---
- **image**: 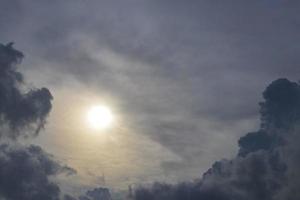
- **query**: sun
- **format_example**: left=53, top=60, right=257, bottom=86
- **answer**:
left=87, top=105, right=114, bottom=130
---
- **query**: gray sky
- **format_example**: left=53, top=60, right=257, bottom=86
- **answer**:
left=1, top=0, right=300, bottom=194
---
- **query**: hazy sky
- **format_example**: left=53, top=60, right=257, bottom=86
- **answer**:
left=1, top=0, right=300, bottom=196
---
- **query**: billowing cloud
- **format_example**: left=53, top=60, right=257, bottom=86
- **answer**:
left=0, top=144, right=75, bottom=200
left=133, top=78, right=300, bottom=200
left=0, top=43, right=52, bottom=139
left=0, top=43, right=73, bottom=200
left=0, top=43, right=112, bottom=200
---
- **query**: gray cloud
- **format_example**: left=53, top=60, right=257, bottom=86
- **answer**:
left=0, top=43, right=52, bottom=139
left=63, top=187, right=112, bottom=200
left=0, top=43, right=76, bottom=200
left=0, top=43, right=115, bottom=200
left=0, top=144, right=75, bottom=200
left=1, top=0, right=300, bottom=188
left=79, top=187, right=112, bottom=200
left=133, top=79, right=300, bottom=200
left=0, top=42, right=113, bottom=200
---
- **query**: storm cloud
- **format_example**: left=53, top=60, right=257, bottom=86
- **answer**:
left=133, top=78, right=300, bottom=200
left=0, top=43, right=75, bottom=200
left=0, top=144, right=74, bottom=200
left=0, top=43, right=52, bottom=138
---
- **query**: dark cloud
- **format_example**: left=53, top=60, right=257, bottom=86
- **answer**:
left=63, top=187, right=112, bottom=200
left=133, top=78, right=300, bottom=200
left=238, top=130, right=272, bottom=157
left=0, top=43, right=76, bottom=200
left=0, top=144, right=75, bottom=200
left=79, top=188, right=112, bottom=200
left=260, top=78, right=300, bottom=130
left=0, top=43, right=53, bottom=139
left=0, top=43, right=113, bottom=200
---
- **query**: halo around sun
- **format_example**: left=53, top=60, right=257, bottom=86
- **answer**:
left=87, top=105, right=114, bottom=130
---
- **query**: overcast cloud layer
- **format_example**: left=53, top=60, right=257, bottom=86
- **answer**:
left=1, top=0, right=300, bottom=191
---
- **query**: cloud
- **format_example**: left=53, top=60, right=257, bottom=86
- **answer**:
left=0, top=43, right=76, bottom=200
left=63, top=187, right=112, bottom=200
left=260, top=78, right=300, bottom=130
left=0, top=43, right=113, bottom=200
left=133, top=78, right=300, bottom=200
left=0, top=144, right=75, bottom=200
left=79, top=188, right=112, bottom=200
left=2, top=0, right=300, bottom=189
left=2, top=0, right=300, bottom=185
left=0, top=43, right=53, bottom=139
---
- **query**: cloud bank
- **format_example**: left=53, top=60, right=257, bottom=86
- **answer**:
left=133, top=78, right=300, bottom=200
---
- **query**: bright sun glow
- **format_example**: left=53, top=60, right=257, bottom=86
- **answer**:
left=87, top=105, right=114, bottom=130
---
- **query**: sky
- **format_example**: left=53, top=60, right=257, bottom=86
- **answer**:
left=1, top=0, right=300, bottom=199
